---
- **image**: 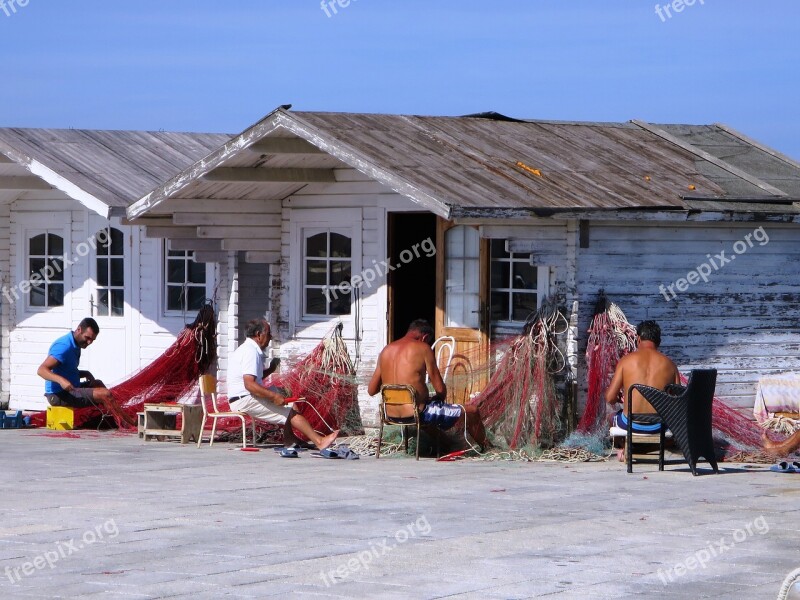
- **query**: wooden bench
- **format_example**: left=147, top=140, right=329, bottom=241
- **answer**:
left=142, top=403, right=203, bottom=444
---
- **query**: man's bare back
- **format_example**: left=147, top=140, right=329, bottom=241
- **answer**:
left=367, top=329, right=445, bottom=418
left=606, top=344, right=680, bottom=414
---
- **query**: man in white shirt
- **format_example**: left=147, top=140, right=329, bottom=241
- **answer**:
left=228, top=318, right=339, bottom=450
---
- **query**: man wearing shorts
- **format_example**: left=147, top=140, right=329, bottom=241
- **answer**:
left=367, top=319, right=489, bottom=449
left=605, top=320, right=681, bottom=460
left=227, top=318, right=338, bottom=451
left=37, top=317, right=114, bottom=409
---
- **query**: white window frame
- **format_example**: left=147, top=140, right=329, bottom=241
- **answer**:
left=162, top=242, right=211, bottom=318
left=489, top=238, right=550, bottom=329
left=15, top=212, right=71, bottom=327
left=93, top=226, right=126, bottom=318
left=290, top=208, right=362, bottom=339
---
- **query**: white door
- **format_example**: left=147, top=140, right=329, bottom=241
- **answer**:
left=82, top=216, right=133, bottom=386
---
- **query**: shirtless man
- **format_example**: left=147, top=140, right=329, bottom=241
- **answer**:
left=368, top=319, right=489, bottom=450
left=605, top=320, right=681, bottom=460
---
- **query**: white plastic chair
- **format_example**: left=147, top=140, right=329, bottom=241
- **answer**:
left=197, top=374, right=256, bottom=449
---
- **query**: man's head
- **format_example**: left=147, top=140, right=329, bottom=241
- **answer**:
left=636, top=320, right=662, bottom=347
left=74, top=318, right=100, bottom=349
left=407, top=319, right=434, bottom=345
left=245, top=318, right=272, bottom=350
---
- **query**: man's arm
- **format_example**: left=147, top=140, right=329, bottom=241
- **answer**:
left=605, top=361, right=625, bottom=406
left=37, top=356, right=74, bottom=392
left=243, top=374, right=287, bottom=405
left=424, top=346, right=446, bottom=401
left=367, top=353, right=382, bottom=396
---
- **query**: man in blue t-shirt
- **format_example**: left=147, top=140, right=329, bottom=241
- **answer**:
left=37, top=318, right=114, bottom=408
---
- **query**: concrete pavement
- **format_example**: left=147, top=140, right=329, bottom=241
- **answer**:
left=1, top=429, right=798, bottom=599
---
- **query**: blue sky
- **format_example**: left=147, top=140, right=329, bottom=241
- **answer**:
left=1, top=1, right=798, bottom=158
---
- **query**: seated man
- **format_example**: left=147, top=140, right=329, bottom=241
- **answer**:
left=228, top=319, right=338, bottom=451
left=367, top=319, right=489, bottom=450
left=605, top=320, right=680, bottom=460
left=37, top=318, right=114, bottom=409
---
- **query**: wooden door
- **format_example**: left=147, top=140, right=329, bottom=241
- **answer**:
left=435, top=219, right=489, bottom=404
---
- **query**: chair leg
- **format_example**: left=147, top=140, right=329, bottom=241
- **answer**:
left=251, top=419, right=257, bottom=448
left=626, top=428, right=633, bottom=474
left=658, top=427, right=665, bottom=471
left=210, top=417, right=218, bottom=447
left=403, top=426, right=409, bottom=455
left=415, top=425, right=420, bottom=461
left=376, top=420, right=384, bottom=459
left=239, top=416, right=247, bottom=449
left=197, top=415, right=207, bottom=448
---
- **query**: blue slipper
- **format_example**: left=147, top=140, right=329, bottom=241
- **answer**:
left=769, top=461, right=797, bottom=473
left=318, top=448, right=340, bottom=459
left=279, top=447, right=299, bottom=458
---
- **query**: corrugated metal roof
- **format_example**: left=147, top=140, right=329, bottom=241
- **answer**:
left=0, top=128, right=230, bottom=208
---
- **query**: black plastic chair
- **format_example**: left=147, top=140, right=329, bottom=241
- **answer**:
left=630, top=369, right=719, bottom=476
left=624, top=391, right=667, bottom=474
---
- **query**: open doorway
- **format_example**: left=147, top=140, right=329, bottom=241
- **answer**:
left=388, top=212, right=437, bottom=342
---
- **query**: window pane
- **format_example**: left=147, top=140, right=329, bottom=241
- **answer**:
left=513, top=262, right=536, bottom=290
left=329, top=261, right=351, bottom=286
left=97, top=290, right=109, bottom=316
left=48, top=259, right=64, bottom=282
left=168, top=249, right=184, bottom=257
left=29, top=234, right=47, bottom=256
left=110, top=258, right=124, bottom=287
left=187, top=287, right=205, bottom=311
left=110, top=289, right=124, bottom=316
left=306, top=260, right=327, bottom=285
left=305, top=288, right=326, bottom=315
left=188, top=261, right=206, bottom=284
left=330, top=293, right=350, bottom=315
left=48, top=234, right=63, bottom=256
left=30, top=282, right=46, bottom=307
left=96, top=230, right=110, bottom=256
left=109, top=228, right=124, bottom=255
left=167, top=260, right=185, bottom=284
left=491, top=291, right=510, bottom=321
left=49, top=284, right=64, bottom=307
left=167, top=286, right=183, bottom=311
left=491, top=261, right=509, bottom=289
left=29, top=258, right=46, bottom=280
left=97, top=258, right=109, bottom=287
left=330, top=233, right=351, bottom=257
left=512, top=293, right=538, bottom=321
left=306, top=233, right=328, bottom=258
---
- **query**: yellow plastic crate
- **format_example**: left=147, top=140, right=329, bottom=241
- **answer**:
left=46, top=406, right=76, bottom=430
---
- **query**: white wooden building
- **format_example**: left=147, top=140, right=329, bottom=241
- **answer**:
left=124, top=108, right=800, bottom=425
left=0, top=129, right=229, bottom=410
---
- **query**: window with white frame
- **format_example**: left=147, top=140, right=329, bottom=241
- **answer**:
left=27, top=231, right=65, bottom=309
left=303, top=229, right=352, bottom=317
left=164, top=243, right=207, bottom=314
left=489, top=239, right=548, bottom=324
left=95, top=227, right=125, bottom=316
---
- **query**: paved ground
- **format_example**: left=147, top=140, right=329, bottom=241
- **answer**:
left=1, top=429, right=798, bottom=600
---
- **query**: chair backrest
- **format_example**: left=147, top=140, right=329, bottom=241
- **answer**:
left=198, top=374, right=219, bottom=416
left=432, top=336, right=456, bottom=381
left=685, top=369, right=717, bottom=426
left=380, top=384, right=418, bottom=423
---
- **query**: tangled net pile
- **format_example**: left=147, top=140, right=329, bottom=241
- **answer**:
left=30, top=303, right=217, bottom=429
left=471, top=296, right=568, bottom=450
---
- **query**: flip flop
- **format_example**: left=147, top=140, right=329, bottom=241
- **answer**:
left=315, top=448, right=340, bottom=459
left=769, top=461, right=797, bottom=473
left=279, top=447, right=299, bottom=458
